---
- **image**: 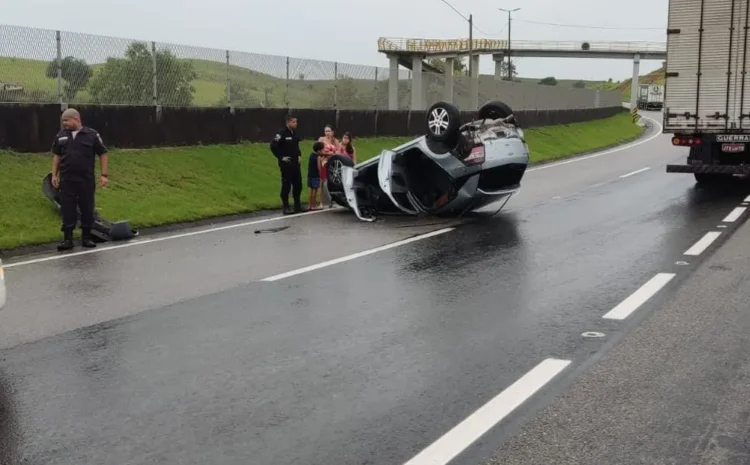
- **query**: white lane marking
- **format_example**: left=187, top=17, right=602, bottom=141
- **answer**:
left=744, top=195, right=750, bottom=202
left=620, top=167, right=651, bottom=178
left=6, top=116, right=662, bottom=269
left=723, top=207, right=747, bottom=223
left=4, top=208, right=334, bottom=269
left=261, top=228, right=454, bottom=282
left=402, top=358, right=571, bottom=465
left=602, top=273, right=676, bottom=320
left=684, top=231, right=721, bottom=256
left=718, top=225, right=728, bottom=229
left=526, top=115, right=662, bottom=173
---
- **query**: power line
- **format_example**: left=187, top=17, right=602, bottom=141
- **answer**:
left=438, top=0, right=469, bottom=21
left=514, top=18, right=665, bottom=30
left=436, top=0, right=499, bottom=35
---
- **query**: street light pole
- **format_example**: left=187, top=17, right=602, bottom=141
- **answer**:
left=498, top=7, right=520, bottom=81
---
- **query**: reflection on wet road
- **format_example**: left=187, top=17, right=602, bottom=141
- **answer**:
left=3, top=114, right=750, bottom=464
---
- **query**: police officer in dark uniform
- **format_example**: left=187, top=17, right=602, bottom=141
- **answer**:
left=51, top=108, right=109, bottom=251
left=270, top=114, right=303, bottom=214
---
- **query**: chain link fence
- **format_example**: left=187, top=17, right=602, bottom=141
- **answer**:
left=0, top=24, right=621, bottom=111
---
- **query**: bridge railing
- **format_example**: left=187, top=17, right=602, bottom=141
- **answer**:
left=378, top=37, right=666, bottom=54
left=509, top=40, right=666, bottom=53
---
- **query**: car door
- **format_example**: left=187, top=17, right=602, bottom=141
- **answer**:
left=377, top=149, right=419, bottom=214
left=342, top=166, right=376, bottom=222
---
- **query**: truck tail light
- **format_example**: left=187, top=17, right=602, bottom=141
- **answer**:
left=672, top=136, right=702, bottom=146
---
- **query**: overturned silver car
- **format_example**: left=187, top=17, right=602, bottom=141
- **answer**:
left=325, top=100, right=531, bottom=222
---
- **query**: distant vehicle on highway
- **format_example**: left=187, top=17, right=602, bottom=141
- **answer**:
left=0, top=259, right=6, bottom=310
left=324, top=100, right=530, bottom=222
left=637, top=84, right=663, bottom=111
left=664, top=0, right=750, bottom=184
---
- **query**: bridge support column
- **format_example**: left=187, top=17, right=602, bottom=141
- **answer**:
left=411, top=56, right=423, bottom=110
left=388, top=55, right=399, bottom=110
left=444, top=57, right=455, bottom=103
left=492, top=54, right=505, bottom=81
left=469, top=54, right=480, bottom=110
left=630, top=53, right=640, bottom=111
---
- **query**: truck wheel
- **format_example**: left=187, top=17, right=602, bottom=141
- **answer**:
left=694, top=173, right=726, bottom=185
left=425, top=101, right=461, bottom=143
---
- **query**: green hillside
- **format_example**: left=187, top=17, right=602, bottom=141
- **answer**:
left=0, top=52, right=623, bottom=111
left=0, top=55, right=391, bottom=109
left=589, top=66, right=665, bottom=101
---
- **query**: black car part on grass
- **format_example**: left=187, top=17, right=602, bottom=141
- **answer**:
left=42, top=173, right=139, bottom=243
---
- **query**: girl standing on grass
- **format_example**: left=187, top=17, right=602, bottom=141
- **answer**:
left=337, top=132, right=356, bottom=164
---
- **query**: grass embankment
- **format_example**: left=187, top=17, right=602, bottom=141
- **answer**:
left=0, top=112, right=642, bottom=251
left=1, top=56, right=611, bottom=110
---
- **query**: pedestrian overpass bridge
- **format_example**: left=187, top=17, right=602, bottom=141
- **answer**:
left=377, top=37, right=666, bottom=111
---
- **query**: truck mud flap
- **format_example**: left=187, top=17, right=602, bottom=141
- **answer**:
left=666, top=164, right=750, bottom=175
left=42, top=173, right=139, bottom=242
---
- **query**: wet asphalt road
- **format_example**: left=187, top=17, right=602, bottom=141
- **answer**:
left=487, top=200, right=750, bottom=465
left=2, top=112, right=750, bottom=465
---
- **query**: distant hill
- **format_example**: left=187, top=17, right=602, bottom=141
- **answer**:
left=588, top=66, right=666, bottom=101
left=0, top=54, right=628, bottom=111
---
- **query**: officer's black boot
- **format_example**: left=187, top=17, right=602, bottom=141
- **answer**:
left=293, top=197, right=303, bottom=213
left=282, top=199, right=294, bottom=215
left=81, top=228, right=96, bottom=248
left=57, top=230, right=74, bottom=251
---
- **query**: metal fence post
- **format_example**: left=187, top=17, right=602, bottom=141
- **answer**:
left=151, top=41, right=158, bottom=107
left=374, top=67, right=378, bottom=109
left=285, top=56, right=290, bottom=109
left=55, top=30, right=63, bottom=110
left=225, top=50, right=232, bottom=111
left=334, top=62, right=338, bottom=109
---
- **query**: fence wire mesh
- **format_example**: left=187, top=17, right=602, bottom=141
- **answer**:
left=0, top=24, right=622, bottom=111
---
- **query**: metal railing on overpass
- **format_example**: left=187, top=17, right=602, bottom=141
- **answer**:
left=377, top=37, right=666, bottom=56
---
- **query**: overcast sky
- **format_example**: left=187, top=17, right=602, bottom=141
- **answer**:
left=3, top=0, right=667, bottom=81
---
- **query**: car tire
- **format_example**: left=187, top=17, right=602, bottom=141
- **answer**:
left=426, top=101, right=461, bottom=143
left=478, top=100, right=514, bottom=120
left=326, top=154, right=354, bottom=193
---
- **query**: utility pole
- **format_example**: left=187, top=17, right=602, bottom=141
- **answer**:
left=468, top=14, right=473, bottom=80
left=498, top=7, right=520, bottom=81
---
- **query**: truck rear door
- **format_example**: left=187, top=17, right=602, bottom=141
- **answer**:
left=664, top=0, right=750, bottom=133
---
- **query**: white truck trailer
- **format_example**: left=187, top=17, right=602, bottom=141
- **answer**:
left=664, top=0, right=750, bottom=184
left=637, top=84, right=664, bottom=110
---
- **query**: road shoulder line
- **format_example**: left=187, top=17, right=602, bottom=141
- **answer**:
left=403, top=358, right=571, bottom=465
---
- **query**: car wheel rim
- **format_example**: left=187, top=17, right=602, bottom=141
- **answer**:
left=428, top=108, right=450, bottom=135
left=330, top=159, right=343, bottom=185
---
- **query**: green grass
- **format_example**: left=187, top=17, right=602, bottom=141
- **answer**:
left=0, top=112, right=642, bottom=251
left=526, top=112, right=642, bottom=163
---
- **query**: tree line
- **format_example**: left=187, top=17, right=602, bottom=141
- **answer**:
left=45, top=42, right=197, bottom=106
